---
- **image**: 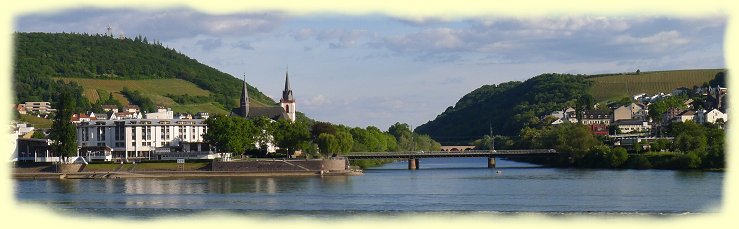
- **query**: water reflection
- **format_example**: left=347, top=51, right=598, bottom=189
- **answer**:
left=13, top=158, right=724, bottom=216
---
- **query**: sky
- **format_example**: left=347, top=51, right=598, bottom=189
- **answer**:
left=14, top=7, right=726, bottom=130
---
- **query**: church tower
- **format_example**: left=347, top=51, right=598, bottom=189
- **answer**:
left=280, top=70, right=296, bottom=122
left=239, top=74, right=250, bottom=118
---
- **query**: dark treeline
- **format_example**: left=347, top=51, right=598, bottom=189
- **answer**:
left=14, top=32, right=274, bottom=109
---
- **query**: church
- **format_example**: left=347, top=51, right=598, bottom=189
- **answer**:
left=231, top=71, right=296, bottom=122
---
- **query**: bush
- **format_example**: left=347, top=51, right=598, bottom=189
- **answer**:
left=670, top=151, right=702, bottom=169
left=624, top=155, right=652, bottom=169
left=609, top=147, right=629, bottom=168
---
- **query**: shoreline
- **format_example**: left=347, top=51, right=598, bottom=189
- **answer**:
left=12, top=170, right=363, bottom=179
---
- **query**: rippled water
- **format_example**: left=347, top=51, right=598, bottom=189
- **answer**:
left=14, top=158, right=723, bottom=218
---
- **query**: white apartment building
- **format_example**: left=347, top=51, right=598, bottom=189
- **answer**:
left=76, top=119, right=209, bottom=160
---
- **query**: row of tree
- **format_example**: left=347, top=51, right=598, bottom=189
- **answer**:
left=203, top=116, right=441, bottom=161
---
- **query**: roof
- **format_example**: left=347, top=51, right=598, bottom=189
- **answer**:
left=616, top=119, right=647, bottom=125
left=583, top=110, right=610, bottom=115
left=123, top=104, right=140, bottom=109
left=101, top=105, right=118, bottom=109
left=248, top=107, right=289, bottom=120
left=678, top=110, right=696, bottom=116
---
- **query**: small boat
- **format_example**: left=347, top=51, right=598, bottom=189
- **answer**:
left=496, top=170, right=502, bottom=174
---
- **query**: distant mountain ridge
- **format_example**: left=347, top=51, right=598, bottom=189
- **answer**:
left=13, top=32, right=275, bottom=113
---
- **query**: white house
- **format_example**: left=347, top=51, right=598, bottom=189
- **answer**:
left=695, top=109, right=728, bottom=124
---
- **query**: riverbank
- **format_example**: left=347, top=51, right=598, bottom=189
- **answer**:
left=12, top=158, right=363, bottom=179
left=13, top=170, right=362, bottom=179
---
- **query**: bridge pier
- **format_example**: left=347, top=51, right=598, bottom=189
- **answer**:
left=408, top=158, right=419, bottom=170
left=487, top=157, right=496, bottom=168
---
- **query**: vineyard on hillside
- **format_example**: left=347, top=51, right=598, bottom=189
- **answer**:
left=588, top=69, right=724, bottom=101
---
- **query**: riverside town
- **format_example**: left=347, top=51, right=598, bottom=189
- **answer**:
left=10, top=10, right=727, bottom=217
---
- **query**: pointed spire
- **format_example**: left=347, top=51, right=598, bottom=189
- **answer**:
left=281, top=67, right=294, bottom=102
left=239, top=73, right=249, bottom=118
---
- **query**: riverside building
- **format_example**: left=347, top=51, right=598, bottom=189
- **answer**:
left=76, top=119, right=212, bottom=161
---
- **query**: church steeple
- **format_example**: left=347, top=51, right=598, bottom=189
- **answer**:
left=281, top=70, right=294, bottom=103
left=279, top=69, right=296, bottom=122
left=239, top=74, right=249, bottom=118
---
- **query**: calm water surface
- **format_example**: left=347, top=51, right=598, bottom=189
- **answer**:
left=14, top=158, right=723, bottom=217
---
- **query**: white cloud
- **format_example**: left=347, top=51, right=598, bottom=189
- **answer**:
left=302, top=94, right=331, bottom=106
left=292, top=28, right=371, bottom=49
left=612, top=30, right=690, bottom=49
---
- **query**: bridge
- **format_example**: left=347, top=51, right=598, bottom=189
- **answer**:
left=345, top=149, right=562, bottom=170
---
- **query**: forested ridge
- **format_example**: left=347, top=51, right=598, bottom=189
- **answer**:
left=14, top=32, right=274, bottom=111
left=415, top=73, right=592, bottom=144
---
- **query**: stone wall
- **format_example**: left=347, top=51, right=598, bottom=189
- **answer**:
left=212, top=159, right=346, bottom=172
left=59, top=164, right=83, bottom=173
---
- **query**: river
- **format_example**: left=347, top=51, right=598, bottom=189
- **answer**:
left=13, top=158, right=723, bottom=218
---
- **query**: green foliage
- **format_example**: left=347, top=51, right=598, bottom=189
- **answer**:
left=609, top=147, right=629, bottom=168
left=272, top=119, right=311, bottom=154
left=202, top=115, right=258, bottom=157
left=518, top=123, right=599, bottom=160
left=416, top=73, right=591, bottom=144
left=31, top=131, right=46, bottom=139
left=316, top=133, right=339, bottom=157
left=670, top=151, right=703, bottom=169
left=48, top=89, right=78, bottom=159
left=648, top=95, right=688, bottom=121
left=623, top=155, right=652, bottom=169
left=708, top=71, right=726, bottom=87
left=672, top=121, right=708, bottom=152
left=14, top=32, right=274, bottom=113
left=18, top=114, right=53, bottom=129
left=649, top=139, right=673, bottom=152
left=121, top=87, right=156, bottom=113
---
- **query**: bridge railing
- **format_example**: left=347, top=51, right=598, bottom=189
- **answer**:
left=346, top=149, right=557, bottom=156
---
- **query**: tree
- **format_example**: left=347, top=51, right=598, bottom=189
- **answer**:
left=272, top=119, right=311, bottom=155
left=334, top=131, right=354, bottom=154
left=49, top=89, right=78, bottom=162
left=203, top=115, right=257, bottom=158
left=316, top=133, right=338, bottom=157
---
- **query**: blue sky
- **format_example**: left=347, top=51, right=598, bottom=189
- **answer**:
left=15, top=7, right=726, bottom=130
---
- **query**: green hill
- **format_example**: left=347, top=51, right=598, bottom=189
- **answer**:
left=13, top=32, right=275, bottom=114
left=415, top=73, right=591, bottom=144
left=588, top=69, right=724, bottom=102
left=416, top=69, right=726, bottom=145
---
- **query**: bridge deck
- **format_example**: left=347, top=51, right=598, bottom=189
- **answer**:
left=345, top=149, right=560, bottom=159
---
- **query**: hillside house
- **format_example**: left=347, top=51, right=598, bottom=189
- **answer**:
left=673, top=110, right=696, bottom=123
left=123, top=105, right=140, bottom=113
left=615, top=119, right=651, bottom=134
left=695, top=109, right=727, bottom=124
left=101, top=105, right=119, bottom=113
left=581, top=110, right=611, bottom=125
